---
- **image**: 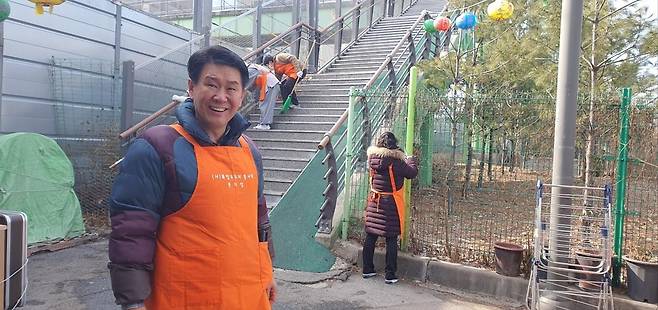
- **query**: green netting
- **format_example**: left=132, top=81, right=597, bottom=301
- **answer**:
left=0, top=133, right=85, bottom=244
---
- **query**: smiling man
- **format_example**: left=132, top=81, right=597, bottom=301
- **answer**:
left=108, top=46, right=275, bottom=310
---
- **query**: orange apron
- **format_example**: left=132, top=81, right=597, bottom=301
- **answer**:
left=369, top=165, right=406, bottom=240
left=145, top=124, right=273, bottom=309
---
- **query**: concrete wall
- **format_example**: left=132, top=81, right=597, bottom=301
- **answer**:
left=1, top=0, right=196, bottom=137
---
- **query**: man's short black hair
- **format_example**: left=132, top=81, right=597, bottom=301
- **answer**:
left=187, top=45, right=249, bottom=87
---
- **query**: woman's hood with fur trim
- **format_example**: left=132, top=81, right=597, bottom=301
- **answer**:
left=367, top=146, right=405, bottom=160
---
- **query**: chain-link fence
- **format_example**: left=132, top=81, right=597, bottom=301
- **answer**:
left=343, top=85, right=658, bottom=278
left=622, top=100, right=658, bottom=262
left=48, top=58, right=123, bottom=234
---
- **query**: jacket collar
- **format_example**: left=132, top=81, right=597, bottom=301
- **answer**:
left=176, top=99, right=251, bottom=146
left=367, top=146, right=406, bottom=160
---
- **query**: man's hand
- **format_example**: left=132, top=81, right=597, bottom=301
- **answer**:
left=266, top=280, right=277, bottom=304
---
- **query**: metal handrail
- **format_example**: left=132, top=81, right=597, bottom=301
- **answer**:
left=118, top=22, right=317, bottom=139
left=318, top=10, right=432, bottom=149
left=320, top=0, right=382, bottom=32
left=118, top=0, right=391, bottom=140
left=243, top=22, right=315, bottom=61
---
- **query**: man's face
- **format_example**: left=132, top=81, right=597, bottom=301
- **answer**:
left=188, top=63, right=245, bottom=137
left=267, top=61, right=274, bottom=70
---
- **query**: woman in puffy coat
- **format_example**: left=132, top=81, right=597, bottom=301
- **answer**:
left=362, top=131, right=418, bottom=284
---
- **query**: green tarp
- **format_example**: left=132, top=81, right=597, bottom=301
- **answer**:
left=0, top=133, right=85, bottom=244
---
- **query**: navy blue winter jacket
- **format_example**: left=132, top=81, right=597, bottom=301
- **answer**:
left=107, top=100, right=270, bottom=306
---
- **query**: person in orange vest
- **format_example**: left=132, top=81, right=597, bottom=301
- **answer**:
left=362, top=131, right=418, bottom=284
left=273, top=52, right=306, bottom=108
left=108, top=46, right=276, bottom=310
left=247, top=54, right=280, bottom=130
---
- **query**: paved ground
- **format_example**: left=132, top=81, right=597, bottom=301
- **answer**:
left=23, top=240, right=520, bottom=309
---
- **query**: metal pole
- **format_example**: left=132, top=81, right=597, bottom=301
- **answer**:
left=253, top=0, right=262, bottom=55
left=113, top=2, right=122, bottom=112
left=368, top=0, right=375, bottom=28
left=353, top=4, right=361, bottom=42
left=120, top=61, right=135, bottom=135
left=335, top=0, right=342, bottom=20
left=547, top=0, right=584, bottom=299
left=341, top=87, right=358, bottom=240
left=308, top=0, right=319, bottom=72
left=334, top=0, right=343, bottom=56
left=193, top=0, right=212, bottom=47
left=612, top=87, right=631, bottom=287
left=292, top=0, right=301, bottom=57
left=388, top=0, right=395, bottom=17
left=401, top=66, right=418, bottom=251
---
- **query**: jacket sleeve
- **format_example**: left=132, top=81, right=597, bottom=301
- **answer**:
left=245, top=136, right=275, bottom=259
left=108, top=138, right=165, bottom=305
left=397, top=156, right=419, bottom=179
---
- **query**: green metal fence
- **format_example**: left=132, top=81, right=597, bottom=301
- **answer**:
left=343, top=80, right=658, bottom=281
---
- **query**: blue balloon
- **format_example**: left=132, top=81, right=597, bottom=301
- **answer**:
left=456, top=12, right=478, bottom=30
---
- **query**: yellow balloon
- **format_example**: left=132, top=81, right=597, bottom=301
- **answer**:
left=28, top=0, right=65, bottom=15
left=487, top=0, right=514, bottom=21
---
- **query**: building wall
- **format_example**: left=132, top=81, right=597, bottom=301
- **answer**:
left=1, top=0, right=196, bottom=136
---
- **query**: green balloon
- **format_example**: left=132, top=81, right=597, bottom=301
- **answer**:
left=0, top=0, right=10, bottom=22
left=423, top=19, right=436, bottom=33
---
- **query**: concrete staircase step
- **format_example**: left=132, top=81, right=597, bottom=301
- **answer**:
left=342, top=49, right=412, bottom=57
left=298, top=83, right=358, bottom=90
left=291, top=102, right=348, bottom=109
left=367, top=28, right=415, bottom=34
left=256, top=121, right=335, bottom=131
left=296, top=94, right=350, bottom=101
left=250, top=111, right=343, bottom=121
left=302, top=78, right=371, bottom=85
left=348, top=42, right=402, bottom=51
left=356, top=38, right=402, bottom=44
left=310, top=71, right=375, bottom=79
left=248, top=121, right=333, bottom=132
left=325, top=66, right=387, bottom=73
left=346, top=45, right=400, bottom=51
left=264, top=167, right=303, bottom=180
left=263, top=156, right=309, bottom=170
left=371, top=22, right=418, bottom=27
left=361, top=33, right=410, bottom=39
left=338, top=53, right=389, bottom=60
left=297, top=89, right=352, bottom=97
left=258, top=146, right=317, bottom=159
left=348, top=41, right=403, bottom=48
left=251, top=137, right=320, bottom=149
left=259, top=114, right=343, bottom=123
left=331, top=59, right=385, bottom=66
left=248, top=130, right=326, bottom=142
left=264, top=178, right=294, bottom=193
left=273, top=107, right=345, bottom=116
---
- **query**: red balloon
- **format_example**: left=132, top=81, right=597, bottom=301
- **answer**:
left=434, top=17, right=451, bottom=32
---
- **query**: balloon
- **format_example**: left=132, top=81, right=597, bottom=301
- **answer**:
left=433, top=17, right=451, bottom=32
left=423, top=19, right=437, bottom=33
left=28, top=0, right=65, bottom=15
left=0, top=0, right=10, bottom=22
left=487, top=0, right=514, bottom=21
left=455, top=12, right=477, bottom=30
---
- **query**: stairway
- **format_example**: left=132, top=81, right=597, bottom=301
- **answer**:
left=246, top=0, right=446, bottom=209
